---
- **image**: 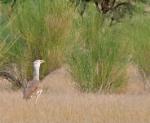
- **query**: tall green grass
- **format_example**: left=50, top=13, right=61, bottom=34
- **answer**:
left=68, top=2, right=150, bottom=92
left=123, top=15, right=150, bottom=77
left=133, top=17, right=150, bottom=77
left=10, top=0, right=73, bottom=79
left=0, top=0, right=149, bottom=92
left=0, top=23, right=17, bottom=68
left=0, top=38, right=13, bottom=67
left=110, top=11, right=150, bottom=78
left=68, top=6, right=130, bottom=92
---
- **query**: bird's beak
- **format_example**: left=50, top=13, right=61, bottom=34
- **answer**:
left=40, top=60, right=45, bottom=63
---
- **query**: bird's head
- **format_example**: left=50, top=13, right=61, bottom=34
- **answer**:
left=33, top=59, right=45, bottom=68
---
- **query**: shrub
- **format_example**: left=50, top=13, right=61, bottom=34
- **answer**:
left=68, top=6, right=130, bottom=92
left=128, top=15, right=150, bottom=77
left=10, top=0, right=73, bottom=79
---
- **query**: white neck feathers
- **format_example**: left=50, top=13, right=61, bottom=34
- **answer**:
left=33, top=62, right=41, bottom=81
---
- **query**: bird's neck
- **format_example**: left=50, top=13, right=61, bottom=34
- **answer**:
left=33, top=65, right=40, bottom=81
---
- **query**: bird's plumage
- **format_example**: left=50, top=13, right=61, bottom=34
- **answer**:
left=23, top=59, right=44, bottom=101
left=23, top=80, right=40, bottom=99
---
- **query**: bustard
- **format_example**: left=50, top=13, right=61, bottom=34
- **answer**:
left=23, top=59, right=45, bottom=103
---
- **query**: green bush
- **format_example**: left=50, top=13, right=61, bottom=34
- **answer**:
left=11, top=0, right=73, bottom=79
left=0, top=24, right=16, bottom=67
left=127, top=15, right=150, bottom=77
left=68, top=6, right=130, bottom=92
left=110, top=14, right=150, bottom=79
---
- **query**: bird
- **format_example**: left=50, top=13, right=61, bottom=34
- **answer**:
left=23, top=59, right=45, bottom=103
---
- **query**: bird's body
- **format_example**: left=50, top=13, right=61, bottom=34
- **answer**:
left=23, top=60, right=44, bottom=103
left=23, top=80, right=40, bottom=99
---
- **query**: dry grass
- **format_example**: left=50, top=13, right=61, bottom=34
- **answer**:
left=0, top=67, right=150, bottom=123
left=0, top=92, right=150, bottom=123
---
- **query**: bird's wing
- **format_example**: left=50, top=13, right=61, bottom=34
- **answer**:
left=23, top=80, right=39, bottom=98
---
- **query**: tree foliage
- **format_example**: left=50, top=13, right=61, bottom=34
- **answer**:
left=70, top=0, right=134, bottom=24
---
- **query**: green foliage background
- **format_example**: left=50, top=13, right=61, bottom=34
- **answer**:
left=0, top=0, right=149, bottom=92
